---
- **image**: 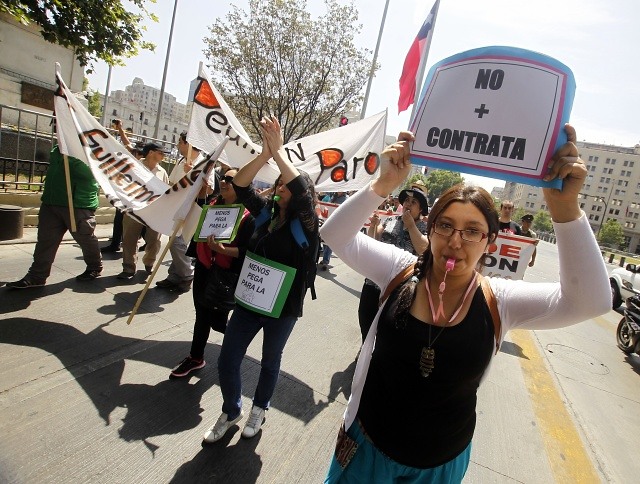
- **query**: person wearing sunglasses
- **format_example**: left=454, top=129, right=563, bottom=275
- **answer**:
left=320, top=125, right=610, bottom=482
left=201, top=115, right=319, bottom=444
left=169, top=169, right=255, bottom=378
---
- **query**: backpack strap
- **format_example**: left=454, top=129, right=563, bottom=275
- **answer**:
left=380, top=267, right=502, bottom=354
left=479, top=275, right=502, bottom=354
left=379, top=263, right=416, bottom=307
left=290, top=217, right=309, bottom=249
left=254, top=205, right=271, bottom=229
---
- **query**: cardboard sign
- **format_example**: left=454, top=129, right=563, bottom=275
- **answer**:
left=234, top=252, right=297, bottom=318
left=480, top=232, right=537, bottom=280
left=410, top=46, right=575, bottom=188
left=193, top=204, right=244, bottom=243
left=317, top=201, right=397, bottom=229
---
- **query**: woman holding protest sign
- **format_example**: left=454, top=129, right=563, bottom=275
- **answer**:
left=202, top=115, right=319, bottom=443
left=169, top=169, right=255, bottom=378
left=320, top=125, right=610, bottom=482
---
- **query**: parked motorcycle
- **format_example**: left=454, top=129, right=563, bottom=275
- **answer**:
left=617, top=292, right=640, bottom=354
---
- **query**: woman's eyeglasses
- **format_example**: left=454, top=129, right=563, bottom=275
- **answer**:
left=433, top=222, right=488, bottom=243
left=221, top=175, right=234, bottom=184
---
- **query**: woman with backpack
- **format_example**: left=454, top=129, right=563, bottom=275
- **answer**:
left=319, top=125, right=610, bottom=482
left=203, top=115, right=319, bottom=443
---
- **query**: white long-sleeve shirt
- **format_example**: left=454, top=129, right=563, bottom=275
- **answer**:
left=320, top=182, right=611, bottom=429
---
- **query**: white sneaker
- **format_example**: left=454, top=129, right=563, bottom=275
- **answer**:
left=203, top=411, right=244, bottom=444
left=241, top=406, right=266, bottom=439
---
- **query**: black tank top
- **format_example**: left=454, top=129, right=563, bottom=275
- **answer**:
left=357, top=287, right=495, bottom=468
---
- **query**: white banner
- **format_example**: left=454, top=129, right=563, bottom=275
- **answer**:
left=480, top=233, right=537, bottom=280
left=187, top=65, right=387, bottom=192
left=53, top=64, right=211, bottom=237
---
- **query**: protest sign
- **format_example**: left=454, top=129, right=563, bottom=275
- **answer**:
left=409, top=46, right=575, bottom=188
left=193, top=204, right=244, bottom=243
left=235, top=252, right=296, bottom=318
left=480, top=232, right=537, bottom=280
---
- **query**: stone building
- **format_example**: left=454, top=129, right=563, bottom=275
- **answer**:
left=505, top=141, right=640, bottom=253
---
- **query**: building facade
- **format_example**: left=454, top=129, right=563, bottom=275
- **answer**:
left=103, top=77, right=189, bottom=144
left=0, top=13, right=83, bottom=119
left=505, top=141, right=640, bottom=253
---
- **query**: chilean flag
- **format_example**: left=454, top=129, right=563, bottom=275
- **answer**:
left=398, top=0, right=439, bottom=114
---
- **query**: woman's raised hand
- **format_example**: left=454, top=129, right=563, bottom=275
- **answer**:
left=260, top=115, right=284, bottom=155
left=372, top=131, right=415, bottom=198
left=542, top=124, right=587, bottom=223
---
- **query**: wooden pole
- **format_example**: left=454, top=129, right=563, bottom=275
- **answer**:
left=62, top=154, right=77, bottom=232
left=126, top=219, right=184, bottom=325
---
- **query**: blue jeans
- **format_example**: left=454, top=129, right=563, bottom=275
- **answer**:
left=322, top=245, right=333, bottom=264
left=218, top=306, right=297, bottom=419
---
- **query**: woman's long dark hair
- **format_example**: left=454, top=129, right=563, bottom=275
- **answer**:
left=387, top=183, right=499, bottom=327
left=271, top=170, right=317, bottom=222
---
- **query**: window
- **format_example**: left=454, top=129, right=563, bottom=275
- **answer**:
left=611, top=158, right=617, bottom=165
left=580, top=202, right=585, bottom=209
left=606, top=158, right=610, bottom=164
left=588, top=155, right=593, bottom=161
left=112, top=109, right=118, bottom=115
left=624, top=160, right=629, bottom=166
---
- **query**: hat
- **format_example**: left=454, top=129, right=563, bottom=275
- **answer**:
left=398, top=186, right=429, bottom=215
left=141, top=142, right=169, bottom=157
left=521, top=214, right=534, bottom=222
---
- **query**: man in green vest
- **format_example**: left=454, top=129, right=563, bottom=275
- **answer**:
left=7, top=145, right=103, bottom=289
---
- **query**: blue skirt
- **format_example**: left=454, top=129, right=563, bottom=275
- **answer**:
left=324, top=421, right=471, bottom=484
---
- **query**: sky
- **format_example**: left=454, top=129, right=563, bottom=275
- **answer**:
left=87, top=0, right=640, bottom=192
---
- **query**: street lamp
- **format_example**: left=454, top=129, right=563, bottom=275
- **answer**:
left=580, top=190, right=613, bottom=237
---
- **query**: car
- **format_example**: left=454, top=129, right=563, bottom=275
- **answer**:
left=610, top=263, right=640, bottom=309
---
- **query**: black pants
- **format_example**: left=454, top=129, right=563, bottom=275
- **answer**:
left=190, top=261, right=231, bottom=359
left=358, top=281, right=381, bottom=343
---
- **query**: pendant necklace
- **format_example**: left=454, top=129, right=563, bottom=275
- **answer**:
left=420, top=259, right=477, bottom=377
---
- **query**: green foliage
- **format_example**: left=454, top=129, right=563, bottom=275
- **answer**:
left=0, top=0, right=158, bottom=69
left=533, top=211, right=553, bottom=233
left=513, top=207, right=526, bottom=222
left=598, top=219, right=625, bottom=248
left=423, top=170, right=463, bottom=205
left=402, top=172, right=428, bottom=190
left=203, top=0, right=373, bottom=142
left=87, top=91, right=102, bottom=118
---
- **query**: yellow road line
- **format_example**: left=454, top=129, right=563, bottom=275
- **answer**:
left=510, top=330, right=600, bottom=483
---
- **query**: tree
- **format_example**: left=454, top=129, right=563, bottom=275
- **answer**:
left=423, top=170, right=463, bottom=205
left=598, top=219, right=625, bottom=249
left=203, top=0, right=373, bottom=143
left=402, top=172, right=429, bottom=191
left=87, top=91, right=102, bottom=118
left=0, top=1, right=157, bottom=69
left=533, top=211, right=553, bottom=233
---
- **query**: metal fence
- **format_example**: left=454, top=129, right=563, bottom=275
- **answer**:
left=0, top=104, right=180, bottom=192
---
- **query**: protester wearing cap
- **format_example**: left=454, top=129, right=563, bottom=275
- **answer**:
left=520, top=213, right=538, bottom=267
left=358, top=185, right=430, bottom=343
left=156, top=132, right=203, bottom=292
left=117, top=143, right=170, bottom=280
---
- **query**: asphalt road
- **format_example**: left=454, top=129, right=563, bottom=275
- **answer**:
left=0, top=228, right=637, bottom=483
